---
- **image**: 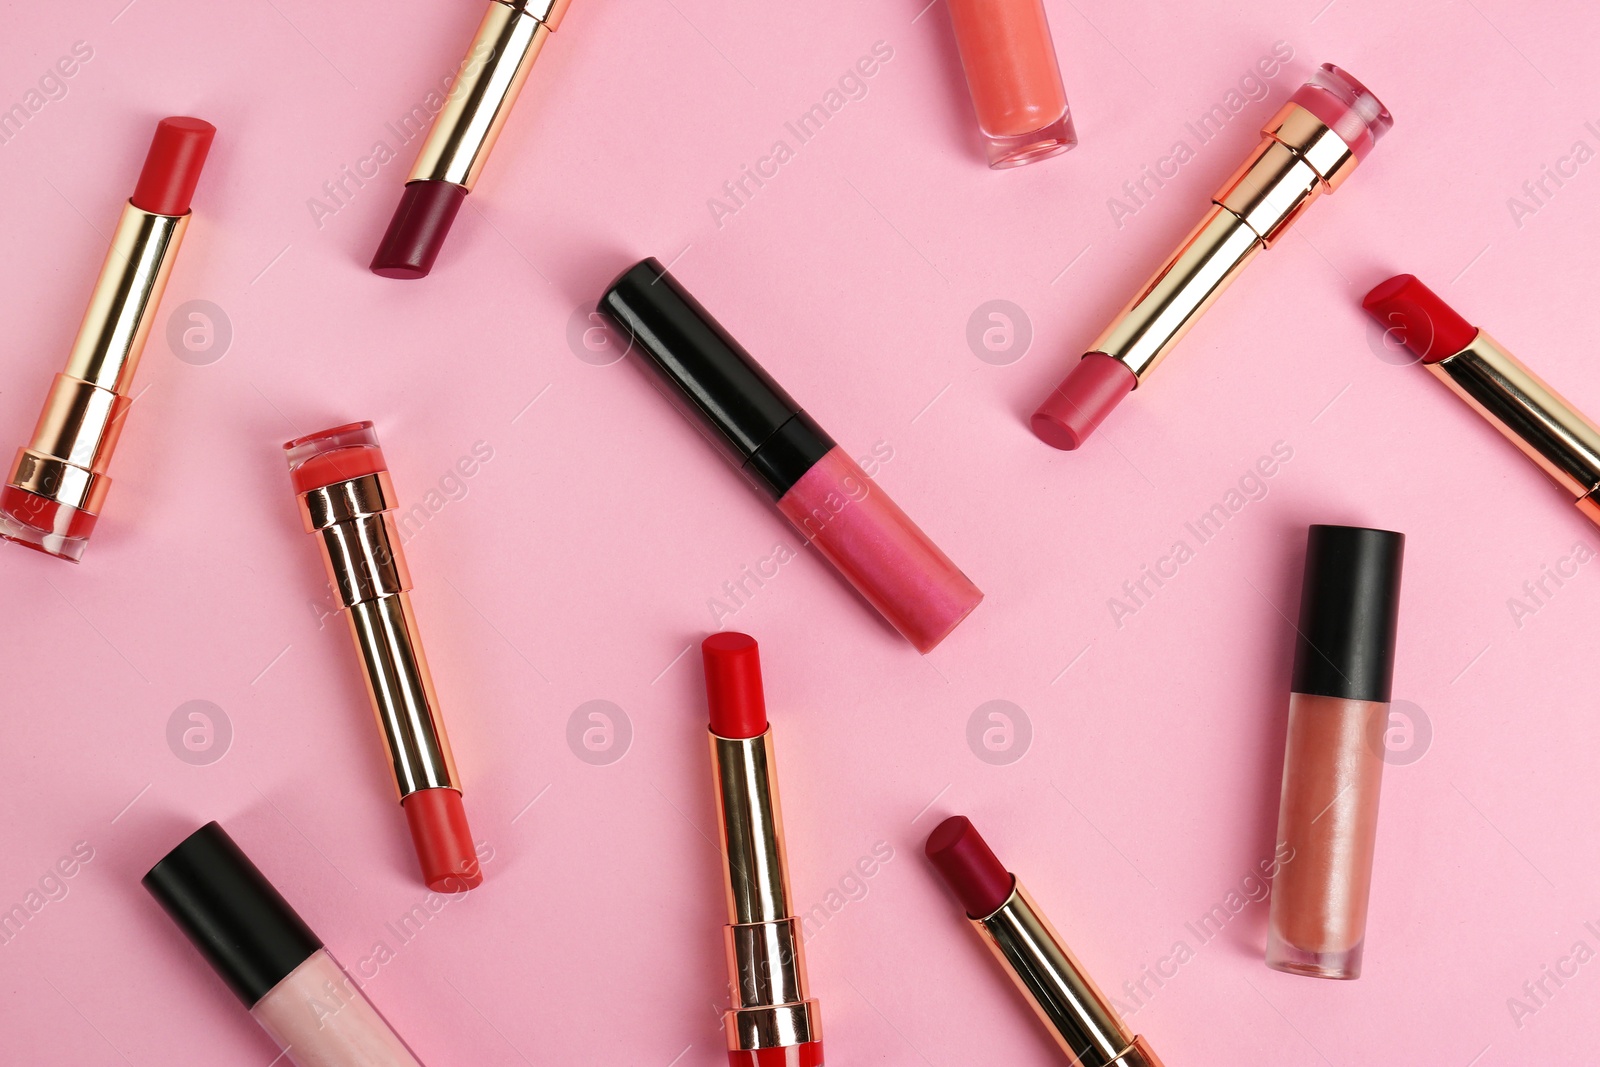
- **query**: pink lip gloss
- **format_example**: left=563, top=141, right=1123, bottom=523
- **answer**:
left=944, top=0, right=1077, bottom=167
left=144, top=822, right=427, bottom=1066
left=598, top=258, right=983, bottom=653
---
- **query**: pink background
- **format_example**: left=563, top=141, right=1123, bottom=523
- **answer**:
left=2, top=0, right=1598, bottom=1063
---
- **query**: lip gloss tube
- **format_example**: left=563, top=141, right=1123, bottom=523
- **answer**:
left=371, top=0, right=572, bottom=278
left=144, top=822, right=426, bottom=1067
left=598, top=258, right=983, bottom=653
left=702, top=633, right=824, bottom=1067
left=1363, top=274, right=1600, bottom=527
left=926, top=816, right=1165, bottom=1066
left=1267, top=524, right=1404, bottom=979
left=1, top=116, right=215, bottom=561
left=1032, top=64, right=1392, bottom=450
left=944, top=0, right=1077, bottom=167
left=284, top=422, right=481, bottom=892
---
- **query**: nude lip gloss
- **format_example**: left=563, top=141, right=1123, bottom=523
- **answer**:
left=144, top=822, right=427, bottom=1067
left=371, top=0, right=572, bottom=278
left=926, top=816, right=1166, bottom=1066
left=1, top=116, right=215, bottom=561
left=1031, top=63, right=1392, bottom=450
left=1363, top=274, right=1600, bottom=528
left=943, top=0, right=1077, bottom=167
left=598, top=258, right=983, bottom=653
left=1267, top=524, right=1404, bottom=980
left=284, top=422, right=481, bottom=893
left=702, top=633, right=824, bottom=1067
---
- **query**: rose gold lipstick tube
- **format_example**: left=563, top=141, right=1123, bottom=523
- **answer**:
left=1, top=118, right=214, bottom=561
left=1267, top=524, right=1404, bottom=980
left=1427, top=335, right=1600, bottom=521
left=285, top=422, right=481, bottom=894
left=371, top=0, right=572, bottom=278
left=1032, top=64, right=1391, bottom=450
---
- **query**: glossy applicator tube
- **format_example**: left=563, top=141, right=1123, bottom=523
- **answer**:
left=1363, top=274, right=1600, bottom=526
left=944, top=0, right=1077, bottom=167
left=926, top=817, right=1164, bottom=1066
left=371, top=0, right=571, bottom=278
left=1032, top=64, right=1392, bottom=450
left=599, top=259, right=982, bottom=653
left=1, top=117, right=215, bottom=561
left=703, top=633, right=824, bottom=1067
left=1267, top=524, right=1404, bottom=979
left=285, top=422, right=480, bottom=892
left=144, top=822, right=426, bottom=1067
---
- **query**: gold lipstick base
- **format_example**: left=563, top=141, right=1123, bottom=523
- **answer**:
left=973, top=883, right=1163, bottom=1067
left=710, top=728, right=822, bottom=1055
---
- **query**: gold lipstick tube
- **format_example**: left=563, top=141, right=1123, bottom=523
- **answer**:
left=298, top=468, right=459, bottom=798
left=1032, top=64, right=1390, bottom=450
left=287, top=422, right=481, bottom=892
left=973, top=884, right=1164, bottom=1067
left=3, top=206, right=190, bottom=561
left=1092, top=102, right=1357, bottom=381
left=409, top=0, right=570, bottom=191
left=372, top=0, right=571, bottom=278
left=9, top=205, right=187, bottom=514
left=2, top=116, right=214, bottom=560
left=710, top=729, right=822, bottom=1058
left=1427, top=332, right=1600, bottom=523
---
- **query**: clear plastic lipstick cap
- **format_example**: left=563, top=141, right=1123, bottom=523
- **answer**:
left=283, top=421, right=389, bottom=495
left=0, top=483, right=96, bottom=562
left=1290, top=63, right=1392, bottom=160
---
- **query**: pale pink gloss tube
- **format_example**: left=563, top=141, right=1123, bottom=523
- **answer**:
left=144, top=822, right=426, bottom=1066
left=599, top=258, right=983, bottom=653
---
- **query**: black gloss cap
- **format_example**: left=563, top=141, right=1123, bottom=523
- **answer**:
left=1290, top=524, right=1405, bottom=702
left=143, top=822, right=322, bottom=1008
left=597, top=258, right=834, bottom=499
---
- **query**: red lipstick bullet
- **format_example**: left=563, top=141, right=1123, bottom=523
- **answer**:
left=1, top=116, right=215, bottom=561
left=703, top=634, right=824, bottom=1067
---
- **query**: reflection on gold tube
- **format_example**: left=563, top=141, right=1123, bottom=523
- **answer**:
left=300, top=472, right=460, bottom=797
left=710, top=729, right=822, bottom=1054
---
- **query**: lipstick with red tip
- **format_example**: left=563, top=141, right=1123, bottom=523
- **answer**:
left=371, top=0, right=572, bottom=278
left=1363, top=274, right=1600, bottom=527
left=703, top=633, right=825, bottom=1067
left=285, top=422, right=482, bottom=892
left=2, top=116, right=215, bottom=561
left=1032, top=63, right=1392, bottom=450
left=926, top=816, right=1166, bottom=1067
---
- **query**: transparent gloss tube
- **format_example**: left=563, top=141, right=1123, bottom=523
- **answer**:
left=1265, top=693, right=1387, bottom=979
left=252, top=950, right=425, bottom=1067
left=945, top=0, right=1076, bottom=167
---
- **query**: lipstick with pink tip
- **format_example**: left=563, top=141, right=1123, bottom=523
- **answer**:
left=598, top=259, right=983, bottom=653
left=1032, top=64, right=1392, bottom=450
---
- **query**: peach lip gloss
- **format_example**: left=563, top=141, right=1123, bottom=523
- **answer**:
left=144, top=822, right=426, bottom=1067
left=597, top=258, right=983, bottom=653
left=1266, top=524, right=1404, bottom=980
left=943, top=0, right=1077, bottom=167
